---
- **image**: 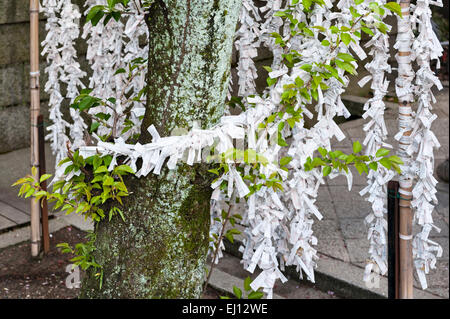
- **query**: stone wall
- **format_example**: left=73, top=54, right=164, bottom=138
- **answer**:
left=0, top=0, right=87, bottom=153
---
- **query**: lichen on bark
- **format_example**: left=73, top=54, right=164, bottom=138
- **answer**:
left=80, top=0, right=241, bottom=298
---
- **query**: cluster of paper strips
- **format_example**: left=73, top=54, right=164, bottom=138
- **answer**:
left=41, top=0, right=444, bottom=297
left=409, top=0, right=444, bottom=289
left=357, top=0, right=394, bottom=282
left=41, top=0, right=87, bottom=163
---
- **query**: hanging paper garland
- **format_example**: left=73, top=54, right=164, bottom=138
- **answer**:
left=409, top=0, right=443, bottom=289
left=41, top=0, right=87, bottom=163
left=357, top=0, right=394, bottom=283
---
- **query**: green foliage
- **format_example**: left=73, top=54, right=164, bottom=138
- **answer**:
left=56, top=232, right=104, bottom=288
left=304, top=145, right=403, bottom=176
left=13, top=152, right=133, bottom=223
left=86, top=0, right=131, bottom=26
left=12, top=152, right=135, bottom=286
left=384, top=2, right=402, bottom=17
left=220, top=276, right=264, bottom=299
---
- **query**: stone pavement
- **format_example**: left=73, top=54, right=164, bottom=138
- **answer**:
left=311, top=87, right=449, bottom=298
left=0, top=89, right=448, bottom=298
left=0, top=144, right=56, bottom=232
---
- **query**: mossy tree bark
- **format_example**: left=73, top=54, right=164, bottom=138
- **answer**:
left=80, top=0, right=241, bottom=298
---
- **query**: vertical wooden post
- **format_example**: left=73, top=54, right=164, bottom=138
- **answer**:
left=30, top=0, right=41, bottom=257
left=387, top=181, right=400, bottom=299
left=396, top=0, right=414, bottom=299
left=38, top=115, right=50, bottom=254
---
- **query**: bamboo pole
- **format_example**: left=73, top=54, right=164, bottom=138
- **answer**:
left=30, top=0, right=41, bottom=257
left=395, top=0, right=414, bottom=299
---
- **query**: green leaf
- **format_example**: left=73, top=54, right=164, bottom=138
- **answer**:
left=225, top=233, right=234, bottom=243
left=39, top=174, right=52, bottom=183
left=321, top=39, right=330, bottom=46
left=295, top=76, right=304, bottom=87
left=300, top=64, right=312, bottom=72
left=303, top=27, right=314, bottom=37
left=388, top=155, right=404, bottom=164
left=286, top=117, right=296, bottom=129
left=335, top=60, right=355, bottom=75
left=369, top=162, right=378, bottom=171
left=95, top=112, right=112, bottom=121
left=114, top=68, right=126, bottom=75
left=86, top=5, right=104, bottom=23
left=90, top=10, right=105, bottom=26
left=341, top=33, right=351, bottom=46
left=208, top=169, right=219, bottom=176
left=302, top=0, right=313, bottom=10
left=94, top=166, right=108, bottom=174
left=244, top=277, right=252, bottom=291
left=337, top=52, right=356, bottom=62
left=375, top=148, right=390, bottom=157
left=248, top=291, right=264, bottom=299
left=323, top=166, right=332, bottom=177
left=318, top=147, right=328, bottom=157
left=114, top=165, right=135, bottom=174
left=391, top=162, right=402, bottom=174
left=228, top=228, right=241, bottom=235
left=361, top=26, right=374, bottom=36
left=111, top=11, right=121, bottom=22
left=355, top=162, right=364, bottom=175
left=78, top=96, right=98, bottom=111
left=375, top=22, right=388, bottom=34
left=353, top=141, right=362, bottom=153
left=384, top=2, right=402, bottom=17
left=233, top=286, right=242, bottom=299
left=90, top=122, right=100, bottom=133
left=273, top=11, right=286, bottom=17
left=103, top=175, right=114, bottom=186
left=277, top=135, right=288, bottom=147
left=280, top=156, right=293, bottom=167
left=379, top=157, right=392, bottom=169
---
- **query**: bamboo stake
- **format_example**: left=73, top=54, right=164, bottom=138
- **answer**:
left=30, top=0, right=41, bottom=257
left=395, top=0, right=414, bottom=299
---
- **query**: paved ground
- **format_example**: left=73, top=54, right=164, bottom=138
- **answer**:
left=0, top=88, right=448, bottom=298
left=0, top=144, right=55, bottom=232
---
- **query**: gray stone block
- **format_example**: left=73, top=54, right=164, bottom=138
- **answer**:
left=344, top=238, right=371, bottom=264
left=334, top=200, right=372, bottom=219
left=0, top=215, right=15, bottom=230
left=0, top=23, right=45, bottom=67
left=328, top=185, right=367, bottom=203
left=0, top=0, right=43, bottom=25
left=313, top=219, right=343, bottom=240
left=0, top=102, right=50, bottom=154
left=0, top=62, right=51, bottom=108
left=0, top=0, right=87, bottom=25
left=339, top=218, right=367, bottom=240
left=316, top=238, right=351, bottom=263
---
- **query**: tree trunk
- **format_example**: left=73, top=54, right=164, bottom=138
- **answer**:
left=81, top=0, right=241, bottom=298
